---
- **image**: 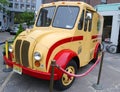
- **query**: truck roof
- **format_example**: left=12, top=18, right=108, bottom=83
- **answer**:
left=42, top=1, right=96, bottom=12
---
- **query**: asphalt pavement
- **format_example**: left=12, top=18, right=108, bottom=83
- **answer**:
left=0, top=32, right=120, bottom=92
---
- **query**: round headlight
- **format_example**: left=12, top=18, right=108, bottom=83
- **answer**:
left=9, top=45, right=13, bottom=52
left=34, top=52, right=42, bottom=61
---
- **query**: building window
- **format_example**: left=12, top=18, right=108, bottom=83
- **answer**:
left=31, top=6, right=35, bottom=10
left=26, top=0, right=30, bottom=3
left=20, top=4, right=25, bottom=9
left=9, top=3, right=13, bottom=8
left=15, top=3, right=19, bottom=9
left=15, top=0, right=19, bottom=2
left=31, top=0, right=36, bottom=3
left=20, top=0, right=25, bottom=2
left=101, top=0, right=107, bottom=4
left=26, top=5, right=30, bottom=10
left=0, top=5, right=3, bottom=12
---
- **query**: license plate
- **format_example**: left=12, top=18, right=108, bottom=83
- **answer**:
left=13, top=65, right=22, bottom=75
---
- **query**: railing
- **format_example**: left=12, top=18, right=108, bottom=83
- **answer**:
left=49, top=52, right=104, bottom=92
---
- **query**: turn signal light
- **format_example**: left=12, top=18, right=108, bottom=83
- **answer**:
left=62, top=2, right=65, bottom=4
left=77, top=2, right=81, bottom=4
left=52, top=2, right=55, bottom=4
left=35, top=61, right=40, bottom=67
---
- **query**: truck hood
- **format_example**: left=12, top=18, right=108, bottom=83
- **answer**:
left=18, top=29, right=73, bottom=49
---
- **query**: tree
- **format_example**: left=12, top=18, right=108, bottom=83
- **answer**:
left=14, top=12, right=34, bottom=27
left=0, top=0, right=9, bottom=5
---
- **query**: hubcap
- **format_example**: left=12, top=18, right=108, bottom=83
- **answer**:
left=62, top=66, right=75, bottom=86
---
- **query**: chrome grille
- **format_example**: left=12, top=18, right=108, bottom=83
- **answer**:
left=15, top=40, right=22, bottom=64
left=15, top=40, right=30, bottom=67
left=21, top=41, right=30, bottom=67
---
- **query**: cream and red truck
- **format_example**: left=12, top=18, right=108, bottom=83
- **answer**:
left=4, top=1, right=103, bottom=90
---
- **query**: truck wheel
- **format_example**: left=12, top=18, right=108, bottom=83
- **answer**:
left=54, top=60, right=77, bottom=91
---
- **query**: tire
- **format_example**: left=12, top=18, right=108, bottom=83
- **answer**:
left=107, top=45, right=117, bottom=54
left=54, top=60, right=77, bottom=91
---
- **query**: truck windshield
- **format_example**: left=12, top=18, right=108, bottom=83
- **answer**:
left=36, top=6, right=79, bottom=29
left=36, top=6, right=56, bottom=27
left=53, top=6, right=79, bottom=29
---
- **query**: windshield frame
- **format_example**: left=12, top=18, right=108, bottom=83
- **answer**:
left=36, top=5, right=80, bottom=29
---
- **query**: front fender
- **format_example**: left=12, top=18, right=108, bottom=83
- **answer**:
left=53, top=49, right=77, bottom=80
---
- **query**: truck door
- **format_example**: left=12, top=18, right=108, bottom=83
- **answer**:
left=83, top=9, right=93, bottom=63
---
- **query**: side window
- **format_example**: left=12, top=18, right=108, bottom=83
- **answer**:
left=78, top=10, right=84, bottom=30
left=84, top=11, right=88, bottom=31
left=84, top=10, right=93, bottom=32
left=88, top=12, right=93, bottom=32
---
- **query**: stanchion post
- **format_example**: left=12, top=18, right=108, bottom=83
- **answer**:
left=3, top=40, right=12, bottom=72
left=49, top=60, right=56, bottom=92
left=97, top=51, right=104, bottom=85
left=92, top=51, right=104, bottom=90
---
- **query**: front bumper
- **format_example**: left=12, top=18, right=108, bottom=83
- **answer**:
left=4, top=56, right=58, bottom=80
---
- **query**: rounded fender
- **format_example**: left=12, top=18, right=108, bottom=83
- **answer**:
left=94, top=43, right=100, bottom=58
left=53, top=49, right=77, bottom=80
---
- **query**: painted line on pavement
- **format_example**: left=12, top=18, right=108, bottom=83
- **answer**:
left=108, top=65, right=120, bottom=73
left=0, top=71, right=14, bottom=92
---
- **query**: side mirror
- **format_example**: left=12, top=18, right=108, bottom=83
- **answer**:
left=86, top=13, right=92, bottom=20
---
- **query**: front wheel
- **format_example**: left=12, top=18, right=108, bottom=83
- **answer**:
left=54, top=60, right=77, bottom=91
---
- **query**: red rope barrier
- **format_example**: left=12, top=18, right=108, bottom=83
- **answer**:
left=56, top=56, right=101, bottom=78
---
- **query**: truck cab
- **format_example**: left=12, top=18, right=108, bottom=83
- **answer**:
left=4, top=1, right=103, bottom=90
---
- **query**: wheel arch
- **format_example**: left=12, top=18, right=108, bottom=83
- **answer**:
left=72, top=56, right=80, bottom=69
left=53, top=49, right=79, bottom=80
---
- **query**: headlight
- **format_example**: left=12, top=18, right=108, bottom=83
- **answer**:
left=9, top=45, right=13, bottom=52
left=34, top=52, right=42, bottom=61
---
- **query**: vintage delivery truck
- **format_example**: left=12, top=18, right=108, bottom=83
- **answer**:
left=4, top=1, right=103, bottom=90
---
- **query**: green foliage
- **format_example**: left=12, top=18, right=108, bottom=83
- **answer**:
left=0, top=0, right=9, bottom=5
left=14, top=11, right=34, bottom=27
left=14, top=24, right=24, bottom=40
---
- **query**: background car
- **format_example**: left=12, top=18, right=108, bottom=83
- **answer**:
left=0, top=26, right=6, bottom=32
left=10, top=26, right=19, bottom=35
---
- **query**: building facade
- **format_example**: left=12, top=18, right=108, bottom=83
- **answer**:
left=0, top=0, right=37, bottom=30
left=8, top=0, right=36, bottom=26
left=0, top=3, right=9, bottom=31
left=8, top=0, right=36, bottom=12
left=96, top=3, right=120, bottom=52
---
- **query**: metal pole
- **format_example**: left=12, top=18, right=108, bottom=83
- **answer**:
left=49, top=60, right=56, bottom=92
left=92, top=51, right=104, bottom=90
left=5, top=40, right=9, bottom=59
left=97, top=51, right=104, bottom=85
left=3, top=40, right=12, bottom=72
